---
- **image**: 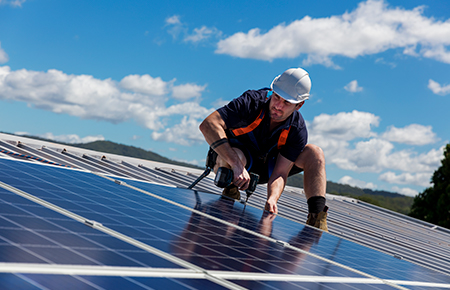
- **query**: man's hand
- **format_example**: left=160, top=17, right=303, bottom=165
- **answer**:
left=231, top=164, right=250, bottom=190
left=265, top=154, right=293, bottom=215
left=264, top=199, right=278, bottom=214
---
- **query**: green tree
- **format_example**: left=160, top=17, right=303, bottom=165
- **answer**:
left=409, top=144, right=450, bottom=229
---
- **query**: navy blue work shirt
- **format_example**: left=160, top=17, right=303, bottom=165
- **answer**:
left=217, top=88, right=308, bottom=163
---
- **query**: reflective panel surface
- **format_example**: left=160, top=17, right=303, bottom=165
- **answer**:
left=1, top=158, right=449, bottom=289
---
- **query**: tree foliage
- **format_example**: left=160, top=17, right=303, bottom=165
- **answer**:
left=409, top=144, right=450, bottom=229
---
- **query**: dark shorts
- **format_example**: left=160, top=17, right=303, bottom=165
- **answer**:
left=209, top=140, right=303, bottom=184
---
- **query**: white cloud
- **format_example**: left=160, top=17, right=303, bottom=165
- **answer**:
left=119, top=74, right=170, bottom=96
left=151, top=116, right=205, bottom=146
left=379, top=171, right=431, bottom=187
left=382, top=124, right=439, bottom=145
left=165, top=15, right=222, bottom=44
left=216, top=0, right=450, bottom=66
left=344, top=80, right=363, bottom=92
left=391, top=186, right=419, bottom=197
left=333, top=138, right=395, bottom=172
left=389, top=146, right=444, bottom=173
left=0, top=66, right=213, bottom=146
left=0, top=0, right=25, bottom=7
left=339, top=175, right=377, bottom=189
left=38, top=133, right=104, bottom=144
left=328, top=138, right=443, bottom=174
left=307, top=109, right=445, bottom=193
left=165, top=15, right=181, bottom=25
left=0, top=42, right=8, bottom=64
left=375, top=57, right=396, bottom=68
left=428, top=79, right=450, bottom=96
left=165, top=15, right=186, bottom=40
left=172, top=83, right=207, bottom=101
left=308, top=110, right=381, bottom=171
left=184, top=26, right=222, bottom=43
left=309, top=110, right=379, bottom=141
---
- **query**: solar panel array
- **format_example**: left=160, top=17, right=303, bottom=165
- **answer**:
left=0, top=134, right=449, bottom=289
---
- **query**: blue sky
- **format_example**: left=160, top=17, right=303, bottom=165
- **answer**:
left=0, top=0, right=449, bottom=196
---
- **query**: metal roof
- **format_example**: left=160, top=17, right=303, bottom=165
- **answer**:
left=0, top=132, right=449, bottom=289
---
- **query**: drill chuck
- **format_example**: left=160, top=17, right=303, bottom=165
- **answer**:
left=214, top=167, right=259, bottom=199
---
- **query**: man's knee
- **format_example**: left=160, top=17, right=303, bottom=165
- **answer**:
left=307, top=144, right=325, bottom=163
left=296, top=144, right=325, bottom=169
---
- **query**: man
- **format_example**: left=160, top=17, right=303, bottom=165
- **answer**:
left=199, top=68, right=328, bottom=231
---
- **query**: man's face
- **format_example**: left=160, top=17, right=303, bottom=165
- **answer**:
left=269, top=93, right=303, bottom=122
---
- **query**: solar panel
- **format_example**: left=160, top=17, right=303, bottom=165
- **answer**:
left=0, top=185, right=185, bottom=267
left=1, top=157, right=450, bottom=289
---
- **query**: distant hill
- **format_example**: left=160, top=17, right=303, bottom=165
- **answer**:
left=286, top=174, right=414, bottom=214
left=70, top=140, right=202, bottom=169
left=4, top=133, right=202, bottom=170
left=5, top=133, right=413, bottom=214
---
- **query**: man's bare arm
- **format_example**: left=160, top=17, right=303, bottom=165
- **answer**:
left=199, top=111, right=250, bottom=189
left=265, top=154, right=294, bottom=214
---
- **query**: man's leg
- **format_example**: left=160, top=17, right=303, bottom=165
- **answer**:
left=295, top=144, right=328, bottom=231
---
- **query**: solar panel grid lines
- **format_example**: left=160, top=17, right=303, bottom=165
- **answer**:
left=1, top=136, right=450, bottom=289
left=113, top=179, right=440, bottom=288
left=331, top=198, right=450, bottom=247
left=0, top=146, right=73, bottom=171
left=0, top=146, right=47, bottom=164
left=0, top=189, right=186, bottom=271
left=324, top=226, right=444, bottom=277
left=329, top=199, right=450, bottom=256
left=79, top=154, right=130, bottom=178
left=245, top=191, right=429, bottom=269
left=60, top=150, right=114, bottom=175
left=0, top=182, right=248, bottom=289
left=137, top=164, right=192, bottom=186
left=0, top=145, right=446, bottom=276
left=173, top=170, right=221, bottom=194
left=356, top=202, right=450, bottom=244
left=1, top=264, right=249, bottom=288
left=100, top=158, right=163, bottom=184
left=120, top=160, right=173, bottom=184
left=0, top=178, right=450, bottom=286
left=8, top=264, right=450, bottom=289
left=0, top=140, right=35, bottom=157
left=37, top=146, right=104, bottom=173
left=152, top=168, right=201, bottom=189
left=0, top=160, right=372, bottom=288
left=318, top=201, right=450, bottom=275
left=17, top=143, right=81, bottom=170
left=263, top=187, right=446, bottom=261
left=0, top=159, right=411, bottom=288
left=239, top=188, right=450, bottom=279
left=82, top=154, right=139, bottom=180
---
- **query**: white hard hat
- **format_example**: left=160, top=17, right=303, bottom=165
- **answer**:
left=270, top=68, right=311, bottom=103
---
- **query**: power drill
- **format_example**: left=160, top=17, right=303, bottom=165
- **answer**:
left=214, top=167, right=259, bottom=202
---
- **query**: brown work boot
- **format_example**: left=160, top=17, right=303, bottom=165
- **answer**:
left=222, top=185, right=240, bottom=200
left=306, top=206, right=328, bottom=232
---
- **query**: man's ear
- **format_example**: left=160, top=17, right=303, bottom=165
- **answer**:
left=296, top=101, right=305, bottom=110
